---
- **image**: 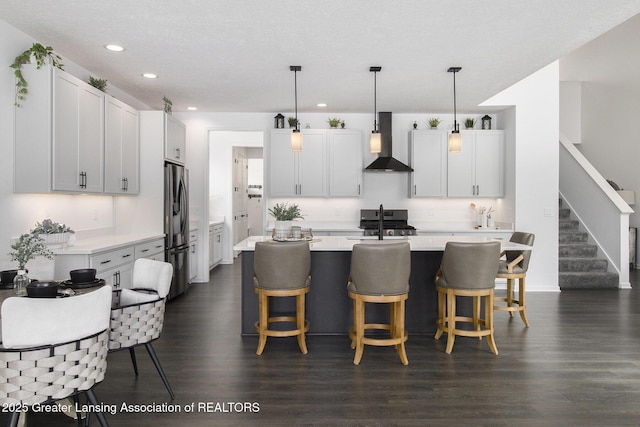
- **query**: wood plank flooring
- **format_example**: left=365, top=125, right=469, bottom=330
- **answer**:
left=4, top=258, right=640, bottom=426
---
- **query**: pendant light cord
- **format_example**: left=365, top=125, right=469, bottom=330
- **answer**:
left=453, top=70, right=457, bottom=132
left=294, top=69, right=298, bottom=132
left=373, top=70, right=377, bottom=132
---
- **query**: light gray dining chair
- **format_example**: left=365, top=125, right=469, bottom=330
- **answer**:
left=0, top=285, right=112, bottom=427
left=435, top=241, right=500, bottom=354
left=494, top=232, right=535, bottom=327
left=109, top=258, right=175, bottom=399
left=253, top=241, right=311, bottom=355
left=348, top=242, right=411, bottom=365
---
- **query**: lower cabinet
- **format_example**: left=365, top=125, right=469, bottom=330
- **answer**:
left=189, top=229, right=198, bottom=283
left=209, top=223, right=223, bottom=269
left=53, top=237, right=165, bottom=289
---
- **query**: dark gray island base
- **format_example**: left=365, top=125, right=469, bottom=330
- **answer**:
left=240, top=251, right=443, bottom=336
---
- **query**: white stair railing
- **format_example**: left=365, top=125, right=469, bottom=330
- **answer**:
left=559, top=134, right=632, bottom=288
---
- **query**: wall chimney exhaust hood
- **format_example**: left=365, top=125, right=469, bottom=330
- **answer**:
left=364, top=112, right=413, bottom=172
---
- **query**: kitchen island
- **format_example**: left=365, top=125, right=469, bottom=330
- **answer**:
left=233, top=235, right=530, bottom=336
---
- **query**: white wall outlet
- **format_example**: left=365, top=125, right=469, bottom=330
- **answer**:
left=544, top=208, right=553, bottom=217
left=93, top=208, right=98, bottom=221
left=334, top=208, right=342, bottom=217
left=428, top=209, right=435, bottom=216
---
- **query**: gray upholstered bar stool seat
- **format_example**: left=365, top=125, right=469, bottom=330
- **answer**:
left=348, top=242, right=411, bottom=365
left=494, top=232, right=535, bottom=327
left=435, top=241, right=500, bottom=354
left=253, top=241, right=311, bottom=355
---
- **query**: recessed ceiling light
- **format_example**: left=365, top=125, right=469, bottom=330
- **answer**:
left=142, top=73, right=158, bottom=79
left=104, top=44, right=125, bottom=52
left=187, top=106, right=198, bottom=111
left=317, top=103, right=327, bottom=107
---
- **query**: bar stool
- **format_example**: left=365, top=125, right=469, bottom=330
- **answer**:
left=494, top=232, right=535, bottom=327
left=253, top=241, right=311, bottom=355
left=348, top=242, right=411, bottom=365
left=435, top=241, right=500, bottom=354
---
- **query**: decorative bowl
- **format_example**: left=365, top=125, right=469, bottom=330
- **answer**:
left=26, top=281, right=59, bottom=298
left=1, top=269, right=18, bottom=285
left=70, top=268, right=97, bottom=283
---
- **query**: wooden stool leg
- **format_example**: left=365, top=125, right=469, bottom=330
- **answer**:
left=256, top=292, right=268, bottom=355
left=445, top=289, right=456, bottom=354
left=353, top=297, right=365, bottom=365
left=296, top=292, right=308, bottom=354
left=485, top=291, right=498, bottom=355
left=395, top=300, right=408, bottom=365
left=473, top=295, right=481, bottom=340
left=434, top=288, right=445, bottom=340
left=518, top=277, right=530, bottom=327
left=506, top=278, right=514, bottom=318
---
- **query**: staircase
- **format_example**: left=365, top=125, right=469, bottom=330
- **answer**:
left=559, top=198, right=619, bottom=289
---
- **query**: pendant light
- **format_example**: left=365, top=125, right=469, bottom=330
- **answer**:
left=290, top=65, right=302, bottom=152
left=448, top=67, right=462, bottom=153
left=369, top=66, right=382, bottom=154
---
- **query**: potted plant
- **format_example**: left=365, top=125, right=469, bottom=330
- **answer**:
left=88, top=76, right=108, bottom=92
left=287, top=117, right=298, bottom=128
left=268, top=203, right=304, bottom=238
left=327, top=118, right=342, bottom=128
left=465, top=118, right=476, bottom=129
left=428, top=118, right=441, bottom=129
left=9, top=233, right=54, bottom=271
left=31, top=218, right=75, bottom=248
left=10, top=43, right=64, bottom=107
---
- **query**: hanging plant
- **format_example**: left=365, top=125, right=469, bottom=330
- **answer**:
left=163, top=96, right=173, bottom=114
left=10, top=43, right=64, bottom=107
left=88, top=76, right=108, bottom=92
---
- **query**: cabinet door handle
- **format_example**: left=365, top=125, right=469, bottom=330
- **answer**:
left=358, top=184, right=361, bottom=195
left=122, top=253, right=132, bottom=258
left=477, top=185, right=479, bottom=195
left=414, top=185, right=417, bottom=195
left=176, top=148, right=181, bottom=159
left=101, top=259, right=112, bottom=265
left=141, top=248, right=150, bottom=253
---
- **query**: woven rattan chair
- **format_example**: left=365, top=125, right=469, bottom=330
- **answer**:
left=109, top=258, right=175, bottom=399
left=348, top=242, right=411, bottom=365
left=0, top=285, right=112, bottom=427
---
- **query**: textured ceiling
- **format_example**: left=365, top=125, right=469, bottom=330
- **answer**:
left=1, top=0, right=639, bottom=113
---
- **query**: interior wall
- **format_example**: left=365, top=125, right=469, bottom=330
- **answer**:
left=482, top=61, right=560, bottom=291
left=560, top=13, right=640, bottom=228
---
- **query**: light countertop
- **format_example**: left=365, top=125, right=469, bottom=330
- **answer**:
left=263, top=221, right=514, bottom=234
left=51, top=233, right=165, bottom=255
left=233, top=235, right=530, bottom=252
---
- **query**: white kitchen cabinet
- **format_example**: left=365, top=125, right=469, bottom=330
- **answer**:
left=328, top=129, right=362, bottom=197
left=447, top=130, right=505, bottom=198
left=104, top=95, right=140, bottom=194
left=165, top=114, right=187, bottom=164
left=134, top=238, right=165, bottom=261
left=269, top=129, right=327, bottom=197
left=189, top=229, right=198, bottom=282
left=91, top=246, right=135, bottom=289
left=14, top=64, right=104, bottom=193
left=409, top=130, right=448, bottom=197
left=209, top=223, right=223, bottom=269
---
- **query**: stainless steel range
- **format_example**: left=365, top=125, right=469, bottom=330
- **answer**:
left=359, top=207, right=417, bottom=237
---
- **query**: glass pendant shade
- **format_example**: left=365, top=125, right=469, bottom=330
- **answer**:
left=370, top=131, right=382, bottom=154
left=291, top=130, right=302, bottom=152
left=448, top=131, right=462, bottom=153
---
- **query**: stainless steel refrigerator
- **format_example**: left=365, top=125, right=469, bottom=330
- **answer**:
left=165, top=162, right=189, bottom=300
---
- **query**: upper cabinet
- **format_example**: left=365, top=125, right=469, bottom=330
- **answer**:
left=165, top=114, right=186, bottom=164
left=15, top=64, right=105, bottom=193
left=104, top=95, right=140, bottom=194
left=328, top=130, right=362, bottom=197
left=269, top=129, right=362, bottom=198
left=269, top=129, right=328, bottom=197
left=409, top=130, right=448, bottom=198
left=447, top=130, right=505, bottom=197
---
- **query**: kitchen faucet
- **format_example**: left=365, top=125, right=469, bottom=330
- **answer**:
left=378, top=204, right=384, bottom=240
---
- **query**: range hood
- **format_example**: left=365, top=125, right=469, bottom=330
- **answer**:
left=364, top=112, right=413, bottom=172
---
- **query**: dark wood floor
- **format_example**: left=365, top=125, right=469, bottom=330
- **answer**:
left=5, top=260, right=640, bottom=426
